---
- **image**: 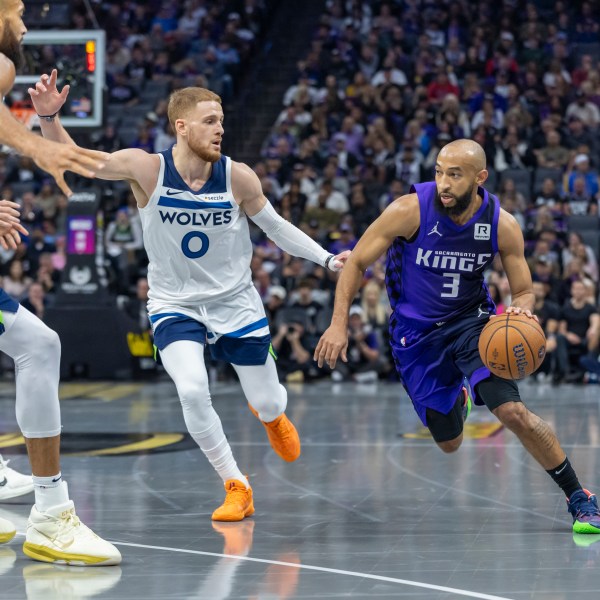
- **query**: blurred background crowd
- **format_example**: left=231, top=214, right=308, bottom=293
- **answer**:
left=1, top=0, right=600, bottom=384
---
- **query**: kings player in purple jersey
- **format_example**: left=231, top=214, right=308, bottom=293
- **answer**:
left=316, top=139, right=600, bottom=535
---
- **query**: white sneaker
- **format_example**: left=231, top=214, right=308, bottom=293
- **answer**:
left=23, top=501, right=121, bottom=566
left=0, top=455, right=34, bottom=500
left=23, top=563, right=122, bottom=598
left=0, top=516, right=16, bottom=544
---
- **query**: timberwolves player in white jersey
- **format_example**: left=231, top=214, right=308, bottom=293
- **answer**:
left=32, top=80, right=349, bottom=521
left=0, top=2, right=120, bottom=564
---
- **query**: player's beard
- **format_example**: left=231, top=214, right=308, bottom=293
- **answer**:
left=188, top=136, right=221, bottom=163
left=434, top=184, right=474, bottom=218
left=0, top=26, right=24, bottom=70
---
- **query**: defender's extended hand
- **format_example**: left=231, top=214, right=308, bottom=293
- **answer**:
left=0, top=199, right=29, bottom=250
left=314, top=324, right=348, bottom=369
left=0, top=200, right=25, bottom=233
left=27, top=69, right=69, bottom=116
left=31, top=140, right=109, bottom=197
left=328, top=250, right=351, bottom=272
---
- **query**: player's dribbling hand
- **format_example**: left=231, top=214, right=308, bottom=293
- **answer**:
left=328, top=250, right=351, bottom=272
left=503, top=305, right=539, bottom=323
left=27, top=69, right=69, bottom=116
left=314, top=324, right=348, bottom=369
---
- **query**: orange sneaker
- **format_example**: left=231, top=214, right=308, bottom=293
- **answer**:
left=248, top=405, right=301, bottom=462
left=211, top=479, right=254, bottom=522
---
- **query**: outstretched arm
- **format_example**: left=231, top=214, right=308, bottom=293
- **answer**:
left=232, top=161, right=349, bottom=271
left=0, top=60, right=109, bottom=196
left=28, top=70, right=159, bottom=205
left=314, top=194, right=420, bottom=368
left=27, top=69, right=74, bottom=145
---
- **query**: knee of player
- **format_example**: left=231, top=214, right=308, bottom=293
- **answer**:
left=437, top=437, right=462, bottom=453
left=251, top=382, right=286, bottom=405
left=177, top=379, right=211, bottom=405
left=493, top=402, right=529, bottom=431
left=35, top=326, right=61, bottom=355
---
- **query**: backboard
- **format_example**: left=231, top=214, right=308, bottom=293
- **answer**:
left=9, top=30, right=105, bottom=128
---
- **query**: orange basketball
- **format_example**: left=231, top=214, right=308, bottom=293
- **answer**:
left=478, top=313, right=547, bottom=380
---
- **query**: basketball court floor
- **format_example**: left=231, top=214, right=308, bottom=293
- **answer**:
left=0, top=376, right=598, bottom=599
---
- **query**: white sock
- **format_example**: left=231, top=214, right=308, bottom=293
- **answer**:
left=192, top=420, right=248, bottom=487
left=32, top=474, right=70, bottom=512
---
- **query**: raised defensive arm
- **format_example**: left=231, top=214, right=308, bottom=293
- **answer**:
left=28, top=70, right=159, bottom=202
left=0, top=63, right=108, bottom=196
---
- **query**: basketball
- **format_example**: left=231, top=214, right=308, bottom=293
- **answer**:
left=478, top=314, right=547, bottom=380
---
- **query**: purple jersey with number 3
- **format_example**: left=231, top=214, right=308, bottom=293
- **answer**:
left=385, top=182, right=500, bottom=331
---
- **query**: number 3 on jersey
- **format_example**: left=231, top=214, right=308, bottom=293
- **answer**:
left=441, top=272, right=460, bottom=298
left=182, top=231, right=210, bottom=259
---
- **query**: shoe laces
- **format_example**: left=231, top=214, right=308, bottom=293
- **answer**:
left=53, top=510, right=82, bottom=540
left=271, top=416, right=291, bottom=439
left=570, top=491, right=600, bottom=518
left=223, top=483, right=249, bottom=505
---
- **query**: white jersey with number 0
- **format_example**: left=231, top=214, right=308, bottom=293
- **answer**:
left=139, top=149, right=253, bottom=308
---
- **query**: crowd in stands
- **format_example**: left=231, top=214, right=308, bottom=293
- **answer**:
left=0, top=0, right=600, bottom=384
left=251, top=0, right=600, bottom=384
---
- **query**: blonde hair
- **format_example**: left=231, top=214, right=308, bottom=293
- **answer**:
left=167, top=87, right=221, bottom=129
left=361, top=280, right=388, bottom=325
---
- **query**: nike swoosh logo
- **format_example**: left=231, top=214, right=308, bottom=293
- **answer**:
left=39, top=529, right=75, bottom=549
left=0, top=477, right=7, bottom=487
left=555, top=464, right=567, bottom=475
left=51, top=477, right=61, bottom=483
left=165, top=189, right=183, bottom=196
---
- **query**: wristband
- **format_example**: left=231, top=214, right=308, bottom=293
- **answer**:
left=37, top=111, right=58, bottom=122
left=324, top=254, right=335, bottom=269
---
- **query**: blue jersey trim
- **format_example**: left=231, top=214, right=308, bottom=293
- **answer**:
left=0, top=289, right=19, bottom=314
left=209, top=334, right=271, bottom=366
left=152, top=316, right=207, bottom=351
left=160, top=148, right=228, bottom=194
left=149, top=312, right=190, bottom=325
left=223, top=318, right=269, bottom=338
left=157, top=197, right=232, bottom=210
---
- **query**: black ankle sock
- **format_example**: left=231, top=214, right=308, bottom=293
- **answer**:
left=546, top=457, right=582, bottom=499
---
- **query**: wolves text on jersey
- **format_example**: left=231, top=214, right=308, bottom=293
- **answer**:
left=159, top=209, right=233, bottom=227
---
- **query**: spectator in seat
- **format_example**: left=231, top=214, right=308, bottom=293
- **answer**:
left=2, top=259, right=31, bottom=301
left=265, top=285, right=287, bottom=324
left=564, top=154, right=599, bottom=200
left=559, top=280, right=600, bottom=382
left=331, top=305, right=381, bottom=383
left=122, top=277, right=151, bottom=334
left=535, top=130, right=570, bottom=170
left=21, top=281, right=47, bottom=320
left=563, top=175, right=598, bottom=215
left=532, top=281, right=567, bottom=383
left=271, top=320, right=313, bottom=383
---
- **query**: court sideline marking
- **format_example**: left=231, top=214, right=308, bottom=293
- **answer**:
left=110, top=539, right=516, bottom=600
left=12, top=531, right=515, bottom=599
